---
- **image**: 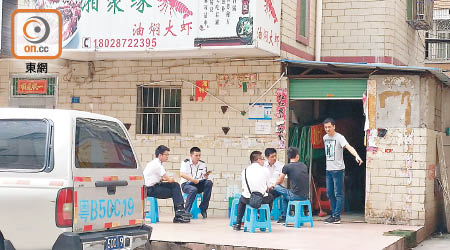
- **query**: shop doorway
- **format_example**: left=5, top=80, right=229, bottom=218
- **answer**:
left=289, top=99, right=366, bottom=222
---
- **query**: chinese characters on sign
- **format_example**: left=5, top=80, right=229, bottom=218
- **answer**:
left=255, top=120, right=271, bottom=134
left=17, top=80, right=48, bottom=94
left=248, top=103, right=272, bottom=120
left=276, top=88, right=287, bottom=149
left=199, top=0, right=238, bottom=30
left=30, top=1, right=280, bottom=56
left=217, top=73, right=257, bottom=88
left=195, top=80, right=209, bottom=101
left=25, top=62, right=48, bottom=73
left=256, top=26, right=280, bottom=47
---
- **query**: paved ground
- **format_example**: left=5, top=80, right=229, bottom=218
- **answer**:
left=148, top=214, right=421, bottom=250
left=413, top=233, right=450, bottom=250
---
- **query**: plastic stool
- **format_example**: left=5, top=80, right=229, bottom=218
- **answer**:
left=145, top=197, right=159, bottom=224
left=271, top=196, right=283, bottom=221
left=229, top=194, right=241, bottom=226
left=183, top=193, right=203, bottom=219
left=313, top=187, right=331, bottom=211
left=243, top=204, right=272, bottom=233
left=285, top=200, right=313, bottom=228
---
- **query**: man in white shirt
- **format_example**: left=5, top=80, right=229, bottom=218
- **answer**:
left=264, top=148, right=284, bottom=192
left=180, top=147, right=213, bottom=219
left=232, top=151, right=274, bottom=231
left=144, top=145, right=190, bottom=223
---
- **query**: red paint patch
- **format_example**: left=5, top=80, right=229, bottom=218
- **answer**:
left=428, top=164, right=436, bottom=180
left=16, top=180, right=31, bottom=185
left=49, top=181, right=64, bottom=186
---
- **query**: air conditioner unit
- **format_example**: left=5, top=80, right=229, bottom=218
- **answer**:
left=407, top=0, right=434, bottom=30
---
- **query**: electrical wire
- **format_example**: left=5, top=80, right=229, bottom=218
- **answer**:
left=138, top=72, right=287, bottom=116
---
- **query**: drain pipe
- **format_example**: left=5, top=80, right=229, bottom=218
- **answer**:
left=315, top=0, right=322, bottom=61
left=309, top=0, right=323, bottom=202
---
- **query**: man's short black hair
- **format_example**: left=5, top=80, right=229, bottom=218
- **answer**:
left=287, top=147, right=299, bottom=160
left=250, top=151, right=262, bottom=163
left=264, top=148, right=277, bottom=157
left=190, top=147, right=201, bottom=154
left=323, top=118, right=336, bottom=125
left=155, top=145, right=170, bottom=158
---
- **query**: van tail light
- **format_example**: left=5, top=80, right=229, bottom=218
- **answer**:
left=141, top=186, right=146, bottom=218
left=56, top=188, right=73, bottom=227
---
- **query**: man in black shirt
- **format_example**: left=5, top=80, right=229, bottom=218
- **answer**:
left=273, top=147, right=309, bottom=223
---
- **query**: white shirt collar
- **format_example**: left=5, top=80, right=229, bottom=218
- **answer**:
left=265, top=160, right=277, bottom=167
left=189, top=158, right=201, bottom=167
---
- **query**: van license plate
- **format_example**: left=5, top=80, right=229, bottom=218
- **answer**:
left=105, top=235, right=124, bottom=250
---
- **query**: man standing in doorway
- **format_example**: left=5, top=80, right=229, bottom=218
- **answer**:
left=323, top=118, right=363, bottom=224
left=144, top=145, right=190, bottom=223
left=180, top=147, right=213, bottom=219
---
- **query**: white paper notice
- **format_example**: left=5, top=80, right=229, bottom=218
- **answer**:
left=255, top=121, right=271, bottom=134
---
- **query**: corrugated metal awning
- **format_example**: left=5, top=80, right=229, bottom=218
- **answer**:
left=282, top=59, right=450, bottom=86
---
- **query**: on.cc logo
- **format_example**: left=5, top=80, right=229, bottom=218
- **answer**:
left=23, top=16, right=51, bottom=44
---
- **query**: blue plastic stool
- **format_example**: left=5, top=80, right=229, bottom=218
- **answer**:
left=243, top=204, right=272, bottom=233
left=271, top=196, right=283, bottom=221
left=145, top=197, right=159, bottom=224
left=229, top=193, right=242, bottom=226
left=183, top=193, right=203, bottom=219
left=284, top=200, right=313, bottom=228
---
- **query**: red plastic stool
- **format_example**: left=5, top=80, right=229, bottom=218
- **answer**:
left=313, top=187, right=331, bottom=212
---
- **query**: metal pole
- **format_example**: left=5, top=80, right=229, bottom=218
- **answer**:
left=309, top=134, right=313, bottom=201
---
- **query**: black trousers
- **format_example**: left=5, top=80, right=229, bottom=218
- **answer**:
left=147, top=182, right=184, bottom=209
left=181, top=180, right=213, bottom=212
left=269, top=188, right=281, bottom=198
left=235, top=193, right=274, bottom=225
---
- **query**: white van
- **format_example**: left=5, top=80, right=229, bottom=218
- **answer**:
left=0, top=108, right=151, bottom=250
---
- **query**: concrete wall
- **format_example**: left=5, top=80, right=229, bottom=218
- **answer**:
left=321, top=0, right=425, bottom=66
left=0, top=58, right=285, bottom=216
left=280, top=0, right=316, bottom=60
left=420, top=76, right=448, bottom=235
left=365, top=74, right=447, bottom=232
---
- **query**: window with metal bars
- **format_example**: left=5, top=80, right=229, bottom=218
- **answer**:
left=137, top=87, right=181, bottom=134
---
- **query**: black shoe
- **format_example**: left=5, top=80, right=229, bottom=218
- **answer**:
left=324, top=216, right=334, bottom=224
left=173, top=216, right=190, bottom=223
left=333, top=216, right=341, bottom=224
left=201, top=210, right=207, bottom=219
left=232, top=224, right=241, bottom=231
left=175, top=206, right=191, bottom=220
left=277, top=217, right=286, bottom=224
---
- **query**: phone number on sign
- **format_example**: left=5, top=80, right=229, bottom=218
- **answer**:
left=93, top=38, right=157, bottom=48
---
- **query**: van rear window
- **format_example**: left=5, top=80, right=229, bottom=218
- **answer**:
left=0, top=120, right=50, bottom=170
left=75, top=118, right=137, bottom=168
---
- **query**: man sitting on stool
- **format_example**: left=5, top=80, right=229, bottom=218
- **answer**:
left=144, top=145, right=190, bottom=223
left=264, top=148, right=284, bottom=206
left=273, top=147, right=309, bottom=223
left=180, top=147, right=213, bottom=219
left=233, top=151, right=274, bottom=231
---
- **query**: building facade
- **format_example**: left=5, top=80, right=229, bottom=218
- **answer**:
left=1, top=0, right=449, bottom=239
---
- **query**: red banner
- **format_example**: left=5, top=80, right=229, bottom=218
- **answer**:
left=17, top=80, right=47, bottom=94
left=195, top=80, right=209, bottom=101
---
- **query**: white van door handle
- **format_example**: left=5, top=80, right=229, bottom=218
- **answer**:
left=95, top=180, right=128, bottom=187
